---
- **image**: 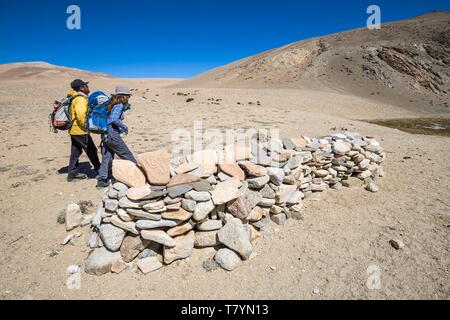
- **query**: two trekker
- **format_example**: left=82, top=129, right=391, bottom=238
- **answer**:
left=51, top=80, right=136, bottom=188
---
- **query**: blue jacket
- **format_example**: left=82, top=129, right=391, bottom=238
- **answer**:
left=108, top=103, right=128, bottom=134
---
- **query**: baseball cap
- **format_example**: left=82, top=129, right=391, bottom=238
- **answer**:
left=71, top=79, right=89, bottom=90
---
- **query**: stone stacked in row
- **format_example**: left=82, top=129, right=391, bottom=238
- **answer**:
left=84, top=132, right=385, bottom=275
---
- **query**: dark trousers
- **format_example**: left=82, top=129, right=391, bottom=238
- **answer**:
left=97, top=130, right=136, bottom=181
left=68, top=135, right=101, bottom=176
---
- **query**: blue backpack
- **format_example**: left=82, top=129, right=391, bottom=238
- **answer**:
left=87, top=91, right=110, bottom=134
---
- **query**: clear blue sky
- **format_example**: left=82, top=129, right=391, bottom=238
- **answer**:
left=0, top=0, right=449, bottom=78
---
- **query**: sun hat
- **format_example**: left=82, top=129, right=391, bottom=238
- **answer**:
left=114, top=85, right=132, bottom=96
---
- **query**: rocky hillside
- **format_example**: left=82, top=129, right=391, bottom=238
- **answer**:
left=177, top=11, right=450, bottom=111
left=0, top=62, right=113, bottom=80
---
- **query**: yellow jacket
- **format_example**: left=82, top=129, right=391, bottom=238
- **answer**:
left=68, top=91, right=89, bottom=136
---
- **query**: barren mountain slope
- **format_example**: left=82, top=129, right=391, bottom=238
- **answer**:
left=0, top=62, right=113, bottom=80
left=176, top=12, right=450, bottom=113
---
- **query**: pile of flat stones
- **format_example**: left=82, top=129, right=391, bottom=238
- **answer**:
left=80, top=132, right=385, bottom=275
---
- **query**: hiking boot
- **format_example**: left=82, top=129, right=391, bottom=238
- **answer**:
left=96, top=180, right=110, bottom=189
left=67, top=173, right=88, bottom=182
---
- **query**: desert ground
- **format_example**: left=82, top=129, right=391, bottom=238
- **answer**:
left=0, top=76, right=449, bottom=300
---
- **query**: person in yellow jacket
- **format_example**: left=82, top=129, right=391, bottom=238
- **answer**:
left=67, top=79, right=101, bottom=182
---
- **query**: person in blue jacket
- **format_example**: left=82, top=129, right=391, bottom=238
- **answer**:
left=96, top=86, right=137, bottom=188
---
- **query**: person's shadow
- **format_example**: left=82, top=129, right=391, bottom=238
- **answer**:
left=58, top=162, right=97, bottom=178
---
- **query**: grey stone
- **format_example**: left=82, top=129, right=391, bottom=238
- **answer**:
left=108, top=189, right=119, bottom=199
left=269, top=160, right=287, bottom=168
left=136, top=219, right=178, bottom=229
left=251, top=149, right=272, bottom=166
left=110, top=216, right=139, bottom=235
left=389, top=239, right=405, bottom=250
left=141, top=230, right=176, bottom=247
left=192, top=179, right=214, bottom=191
left=365, top=144, right=382, bottom=153
left=163, top=196, right=181, bottom=205
left=185, top=190, right=211, bottom=202
left=215, top=248, right=242, bottom=271
left=118, top=197, right=141, bottom=209
left=163, top=230, right=195, bottom=264
left=182, top=199, right=197, bottom=212
left=270, top=205, right=284, bottom=215
left=282, top=138, right=296, bottom=150
left=167, top=184, right=193, bottom=198
left=333, top=141, right=351, bottom=155
left=62, top=234, right=76, bottom=245
left=365, top=180, right=379, bottom=193
left=276, top=184, right=298, bottom=204
left=138, top=246, right=160, bottom=259
left=137, top=256, right=163, bottom=274
left=197, top=219, right=223, bottom=231
left=286, top=191, right=302, bottom=205
left=265, top=139, right=283, bottom=152
left=205, top=175, right=217, bottom=185
left=86, top=231, right=100, bottom=248
left=117, top=189, right=128, bottom=199
left=258, top=198, right=276, bottom=207
left=217, top=172, right=232, bottom=181
left=85, top=247, right=122, bottom=276
left=116, top=209, right=132, bottom=222
left=246, top=175, right=270, bottom=189
left=286, top=155, right=302, bottom=170
left=245, top=189, right=263, bottom=209
left=65, top=203, right=82, bottom=231
left=99, top=223, right=126, bottom=251
left=217, top=218, right=253, bottom=260
left=193, top=200, right=215, bottom=221
left=266, top=167, right=285, bottom=186
left=260, top=184, right=276, bottom=199
left=140, top=190, right=168, bottom=201
left=307, top=139, right=320, bottom=149
left=113, top=182, right=128, bottom=192
left=271, top=213, right=287, bottom=225
left=91, top=206, right=103, bottom=228
left=127, top=209, right=161, bottom=221
left=332, top=182, right=343, bottom=190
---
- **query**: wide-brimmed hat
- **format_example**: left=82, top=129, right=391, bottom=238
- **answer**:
left=114, top=85, right=132, bottom=96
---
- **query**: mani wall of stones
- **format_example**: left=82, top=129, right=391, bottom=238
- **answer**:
left=69, top=132, right=385, bottom=275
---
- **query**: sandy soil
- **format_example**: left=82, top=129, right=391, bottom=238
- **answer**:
left=0, top=78, right=449, bottom=300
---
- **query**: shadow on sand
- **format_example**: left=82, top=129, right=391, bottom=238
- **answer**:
left=58, top=162, right=98, bottom=178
